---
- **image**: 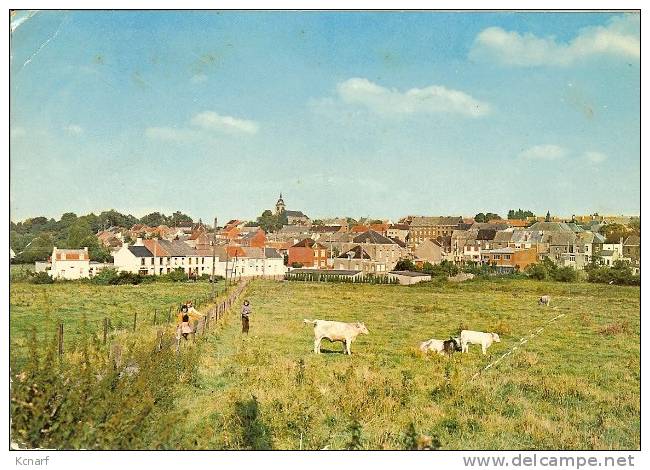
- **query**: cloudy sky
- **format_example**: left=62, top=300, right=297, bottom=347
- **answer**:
left=10, top=11, right=640, bottom=222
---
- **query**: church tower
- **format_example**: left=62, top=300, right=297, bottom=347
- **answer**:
left=275, top=193, right=286, bottom=214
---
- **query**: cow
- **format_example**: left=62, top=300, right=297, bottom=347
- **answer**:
left=303, top=319, right=369, bottom=355
left=538, top=295, right=551, bottom=307
left=419, top=337, right=461, bottom=356
left=460, top=330, right=501, bottom=354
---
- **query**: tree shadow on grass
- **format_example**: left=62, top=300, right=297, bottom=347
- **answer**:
left=234, top=396, right=273, bottom=450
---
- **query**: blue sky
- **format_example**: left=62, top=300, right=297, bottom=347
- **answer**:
left=10, top=11, right=640, bottom=222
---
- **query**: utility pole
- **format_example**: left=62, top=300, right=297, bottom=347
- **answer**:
left=211, top=217, right=217, bottom=296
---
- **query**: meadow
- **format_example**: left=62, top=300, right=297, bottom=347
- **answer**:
left=9, top=277, right=224, bottom=358
left=175, top=278, right=640, bottom=450
left=9, top=277, right=640, bottom=450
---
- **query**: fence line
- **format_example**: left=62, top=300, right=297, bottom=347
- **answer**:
left=51, top=279, right=251, bottom=357
left=470, top=309, right=568, bottom=381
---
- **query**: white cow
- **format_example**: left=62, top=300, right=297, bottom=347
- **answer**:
left=304, top=319, right=369, bottom=355
left=460, top=330, right=501, bottom=354
left=419, top=337, right=461, bottom=356
left=539, top=295, right=551, bottom=307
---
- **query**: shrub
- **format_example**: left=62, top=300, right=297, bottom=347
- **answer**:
left=109, top=272, right=144, bottom=285
left=291, top=262, right=303, bottom=268
left=162, top=268, right=189, bottom=282
left=90, top=268, right=119, bottom=285
left=30, top=272, right=54, bottom=284
left=552, top=266, right=578, bottom=282
left=525, top=263, right=548, bottom=281
left=394, top=259, right=416, bottom=271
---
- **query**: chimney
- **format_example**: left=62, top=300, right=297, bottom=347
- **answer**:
left=135, top=237, right=143, bottom=245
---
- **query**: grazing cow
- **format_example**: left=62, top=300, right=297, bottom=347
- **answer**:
left=420, top=337, right=462, bottom=356
left=538, top=295, right=551, bottom=307
left=304, top=319, right=369, bottom=354
left=460, top=330, right=501, bottom=354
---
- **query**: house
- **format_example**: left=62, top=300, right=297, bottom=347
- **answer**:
left=113, top=243, right=155, bottom=276
left=481, top=247, right=538, bottom=272
left=334, top=245, right=374, bottom=272
left=241, top=229, right=266, bottom=248
left=388, top=271, right=432, bottom=285
left=623, top=235, right=640, bottom=266
left=413, top=238, right=447, bottom=266
left=50, top=247, right=91, bottom=279
left=10, top=248, right=15, bottom=261
left=408, top=216, right=463, bottom=249
left=349, top=230, right=406, bottom=271
left=386, top=224, right=409, bottom=243
left=288, top=238, right=328, bottom=268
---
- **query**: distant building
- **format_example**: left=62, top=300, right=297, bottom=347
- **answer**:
left=275, top=193, right=310, bottom=225
left=50, top=247, right=91, bottom=280
left=288, top=238, right=328, bottom=268
left=408, top=216, right=463, bottom=249
left=481, top=247, right=538, bottom=272
left=388, top=271, right=432, bottom=285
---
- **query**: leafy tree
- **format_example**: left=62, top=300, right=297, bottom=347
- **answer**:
left=394, top=259, right=416, bottom=271
left=14, top=233, right=54, bottom=263
left=312, top=219, right=324, bottom=226
left=66, top=220, right=94, bottom=249
left=507, top=209, right=534, bottom=220
left=628, top=217, right=640, bottom=236
left=602, top=223, right=630, bottom=244
left=474, top=212, right=501, bottom=223
left=170, top=211, right=193, bottom=227
left=140, top=212, right=168, bottom=227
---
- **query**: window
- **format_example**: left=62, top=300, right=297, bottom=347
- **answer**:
left=150, top=258, right=154, bottom=265
left=141, top=258, right=145, bottom=266
left=494, top=255, right=501, bottom=260
left=503, top=254, right=511, bottom=260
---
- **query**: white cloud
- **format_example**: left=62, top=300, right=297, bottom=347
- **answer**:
left=336, top=78, right=490, bottom=118
left=145, top=126, right=199, bottom=142
left=519, top=144, right=568, bottom=161
left=584, top=151, right=608, bottom=164
left=191, top=73, right=208, bottom=84
left=190, top=111, right=259, bottom=134
left=470, top=14, right=639, bottom=67
left=64, top=124, right=83, bottom=136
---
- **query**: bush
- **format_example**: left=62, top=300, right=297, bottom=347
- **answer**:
left=291, top=262, right=303, bottom=268
left=162, top=268, right=189, bottom=282
left=552, top=266, right=578, bottom=282
left=586, top=260, right=640, bottom=286
left=90, top=268, right=119, bottom=285
left=30, top=272, right=54, bottom=284
left=525, top=263, right=548, bottom=281
left=109, top=272, right=144, bottom=285
left=394, top=259, right=416, bottom=271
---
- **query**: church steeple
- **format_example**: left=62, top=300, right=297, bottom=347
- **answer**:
left=275, top=193, right=286, bottom=214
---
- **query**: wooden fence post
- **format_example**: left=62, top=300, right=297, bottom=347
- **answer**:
left=168, top=306, right=173, bottom=323
left=133, top=312, right=137, bottom=332
left=103, top=317, right=108, bottom=345
left=153, top=309, right=157, bottom=326
left=57, top=322, right=64, bottom=356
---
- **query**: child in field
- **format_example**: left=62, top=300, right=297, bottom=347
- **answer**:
left=241, top=300, right=251, bottom=334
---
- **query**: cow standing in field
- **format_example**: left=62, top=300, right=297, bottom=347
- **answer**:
left=539, top=295, right=551, bottom=307
left=304, top=319, right=369, bottom=355
left=460, top=330, right=501, bottom=355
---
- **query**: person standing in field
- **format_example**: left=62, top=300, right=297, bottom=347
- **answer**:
left=241, top=300, right=251, bottom=334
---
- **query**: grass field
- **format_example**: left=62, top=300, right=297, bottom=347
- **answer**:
left=173, top=278, right=640, bottom=450
left=9, top=277, right=640, bottom=450
left=9, top=279, right=224, bottom=357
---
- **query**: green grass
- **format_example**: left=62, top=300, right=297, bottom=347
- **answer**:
left=9, top=277, right=640, bottom=450
left=10, top=280, right=224, bottom=358
left=175, top=278, right=639, bottom=450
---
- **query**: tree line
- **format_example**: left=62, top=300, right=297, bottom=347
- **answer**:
left=10, top=209, right=194, bottom=264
